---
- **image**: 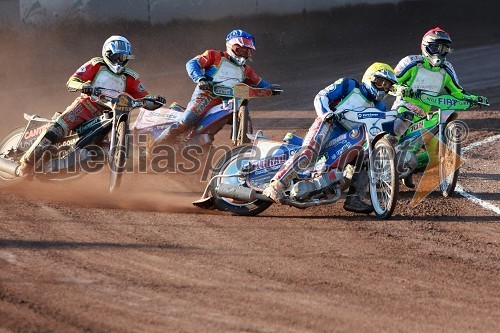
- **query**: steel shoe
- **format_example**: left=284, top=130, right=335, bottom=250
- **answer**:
left=262, top=181, right=285, bottom=204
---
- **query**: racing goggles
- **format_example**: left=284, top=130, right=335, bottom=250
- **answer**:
left=426, top=42, right=451, bottom=55
left=109, top=52, right=134, bottom=64
left=373, top=77, right=395, bottom=92
left=232, top=45, right=253, bottom=58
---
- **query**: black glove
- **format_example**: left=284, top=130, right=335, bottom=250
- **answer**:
left=476, top=95, right=489, bottom=106
left=81, top=85, right=101, bottom=96
left=401, top=110, right=415, bottom=121
left=323, top=111, right=339, bottom=123
left=154, top=95, right=166, bottom=105
left=81, top=85, right=94, bottom=95
left=270, top=83, right=283, bottom=95
left=401, top=86, right=415, bottom=98
left=197, top=77, right=213, bottom=91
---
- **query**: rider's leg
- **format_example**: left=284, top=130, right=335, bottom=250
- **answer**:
left=263, top=117, right=332, bottom=202
left=402, top=125, right=441, bottom=188
left=394, top=105, right=418, bottom=188
left=343, top=162, right=374, bottom=214
left=17, top=123, right=66, bottom=177
left=18, top=98, right=100, bottom=176
left=155, top=92, right=219, bottom=144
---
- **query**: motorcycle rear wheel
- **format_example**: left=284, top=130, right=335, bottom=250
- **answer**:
left=210, top=145, right=272, bottom=216
left=109, top=120, right=127, bottom=192
left=439, top=121, right=461, bottom=197
left=0, top=126, right=24, bottom=182
left=369, top=137, right=398, bottom=219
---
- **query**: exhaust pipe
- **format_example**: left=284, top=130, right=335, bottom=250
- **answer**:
left=0, top=158, right=19, bottom=177
left=216, top=183, right=273, bottom=202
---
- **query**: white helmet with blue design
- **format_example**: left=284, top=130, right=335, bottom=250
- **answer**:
left=102, top=35, right=134, bottom=74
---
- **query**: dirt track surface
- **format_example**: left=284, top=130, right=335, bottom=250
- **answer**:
left=1, top=1, right=500, bottom=332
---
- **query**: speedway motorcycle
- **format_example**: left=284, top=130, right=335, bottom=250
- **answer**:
left=0, top=89, right=157, bottom=192
left=393, top=88, right=489, bottom=197
left=193, top=107, right=400, bottom=219
left=131, top=82, right=282, bottom=151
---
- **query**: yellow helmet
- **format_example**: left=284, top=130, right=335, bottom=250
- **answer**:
left=362, top=62, right=398, bottom=102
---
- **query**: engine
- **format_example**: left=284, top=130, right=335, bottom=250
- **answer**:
left=290, top=169, right=344, bottom=201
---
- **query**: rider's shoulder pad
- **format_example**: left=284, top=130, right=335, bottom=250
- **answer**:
left=91, top=57, right=105, bottom=65
left=124, top=68, right=139, bottom=79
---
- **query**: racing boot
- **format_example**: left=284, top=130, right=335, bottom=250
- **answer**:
left=343, top=168, right=374, bottom=214
left=402, top=172, right=415, bottom=188
left=262, top=180, right=286, bottom=204
left=343, top=194, right=374, bottom=214
left=155, top=122, right=186, bottom=146
left=16, top=161, right=34, bottom=178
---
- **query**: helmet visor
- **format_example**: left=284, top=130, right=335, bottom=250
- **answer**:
left=373, top=77, right=394, bottom=92
left=232, top=45, right=253, bottom=58
left=228, top=37, right=256, bottom=50
left=426, top=42, right=451, bottom=56
left=109, top=52, right=134, bottom=65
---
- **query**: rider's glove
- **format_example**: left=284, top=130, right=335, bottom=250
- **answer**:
left=197, top=77, right=213, bottom=91
left=154, top=95, right=167, bottom=105
left=322, top=111, right=339, bottom=123
left=476, top=95, right=489, bottom=106
left=399, top=85, right=415, bottom=98
left=81, top=85, right=95, bottom=95
left=270, top=83, right=283, bottom=95
left=401, top=110, right=415, bottom=121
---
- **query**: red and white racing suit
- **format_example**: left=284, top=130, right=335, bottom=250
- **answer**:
left=59, top=57, right=151, bottom=133
left=21, top=57, right=152, bottom=166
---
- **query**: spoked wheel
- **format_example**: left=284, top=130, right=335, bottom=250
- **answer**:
left=210, top=145, right=272, bottom=216
left=369, top=138, right=398, bottom=219
left=0, top=126, right=24, bottom=182
left=109, top=120, right=128, bottom=192
left=439, top=121, right=461, bottom=197
left=236, top=105, right=252, bottom=146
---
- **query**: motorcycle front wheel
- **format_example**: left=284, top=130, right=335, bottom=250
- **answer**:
left=109, top=120, right=127, bottom=192
left=210, top=145, right=272, bottom=216
left=236, top=105, right=253, bottom=146
left=439, top=121, right=461, bottom=197
left=369, top=137, right=398, bottom=219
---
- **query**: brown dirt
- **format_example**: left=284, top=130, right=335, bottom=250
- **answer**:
left=1, top=1, right=500, bottom=332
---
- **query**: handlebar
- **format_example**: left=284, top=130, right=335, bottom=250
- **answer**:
left=88, top=88, right=145, bottom=111
left=212, top=82, right=281, bottom=99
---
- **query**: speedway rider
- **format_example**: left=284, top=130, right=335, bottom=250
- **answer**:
left=17, top=35, right=166, bottom=176
left=392, top=27, right=488, bottom=188
left=154, top=29, right=281, bottom=144
left=264, top=63, right=398, bottom=214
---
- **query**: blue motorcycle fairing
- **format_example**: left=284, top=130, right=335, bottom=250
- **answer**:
left=190, top=105, right=232, bottom=137
left=246, top=125, right=366, bottom=190
left=316, top=125, right=366, bottom=171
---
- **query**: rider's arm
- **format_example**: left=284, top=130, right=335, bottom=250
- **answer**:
left=125, top=75, right=150, bottom=99
left=66, top=77, right=87, bottom=92
left=66, top=59, right=100, bottom=92
left=124, top=74, right=164, bottom=110
left=243, top=65, right=271, bottom=88
left=442, top=67, right=473, bottom=100
left=313, top=78, right=351, bottom=118
left=186, top=50, right=219, bottom=83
